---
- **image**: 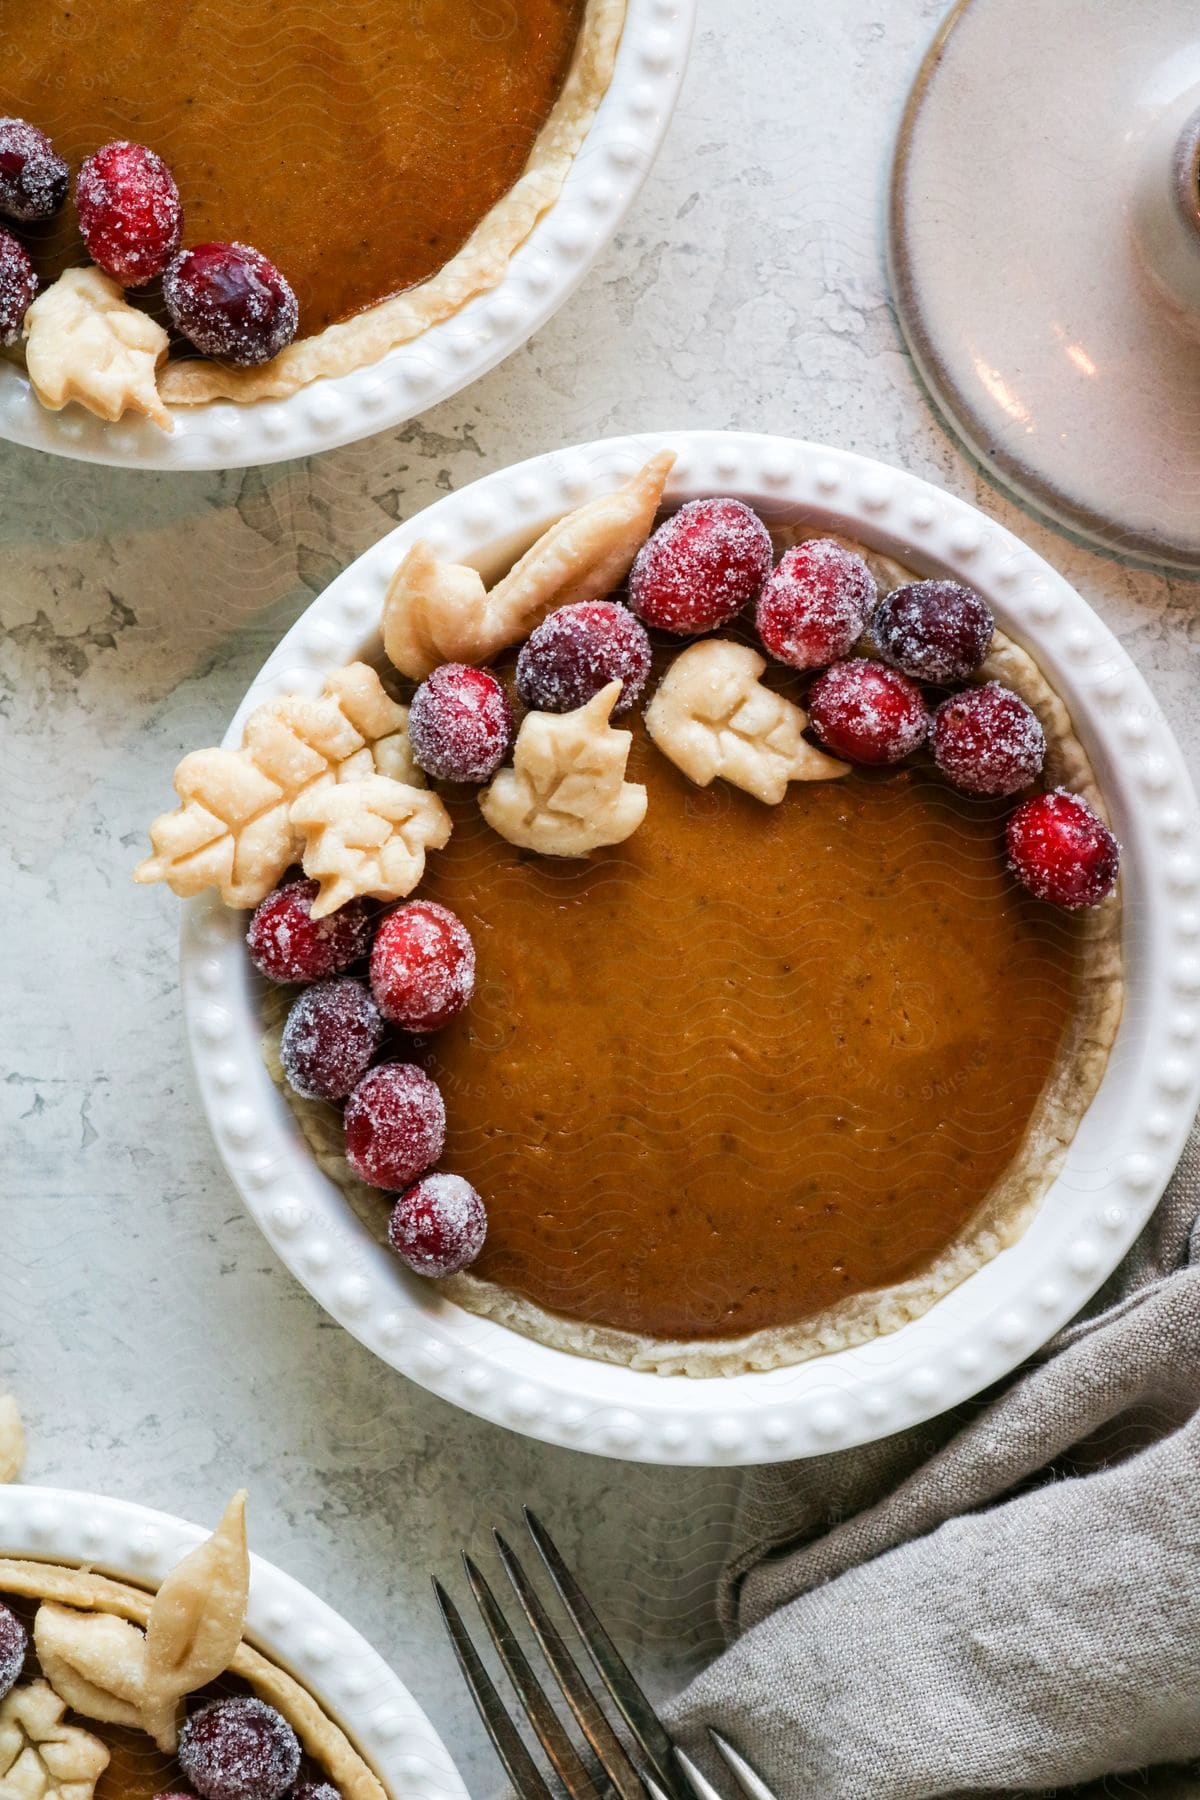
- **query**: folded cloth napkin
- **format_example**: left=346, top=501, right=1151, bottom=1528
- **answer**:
left=667, top=1117, right=1200, bottom=1799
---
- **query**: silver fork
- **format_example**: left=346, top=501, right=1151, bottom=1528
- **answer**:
left=434, top=1506, right=776, bottom=1800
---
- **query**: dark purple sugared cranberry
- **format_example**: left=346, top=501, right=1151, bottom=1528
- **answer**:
left=408, top=663, right=512, bottom=784
left=287, top=1786, right=341, bottom=1800
left=0, top=229, right=36, bottom=346
left=280, top=977, right=384, bottom=1101
left=1007, top=789, right=1120, bottom=910
left=755, top=538, right=876, bottom=671
left=0, top=118, right=68, bottom=222
left=807, top=658, right=929, bottom=766
left=164, top=242, right=298, bottom=366
left=76, top=141, right=182, bottom=285
left=178, top=1696, right=300, bottom=1800
left=389, top=1172, right=487, bottom=1278
left=516, top=601, right=651, bottom=716
left=629, top=498, right=773, bottom=635
left=344, top=1064, right=446, bottom=1192
left=247, top=878, right=373, bottom=985
left=873, top=579, right=994, bottom=684
left=931, top=681, right=1046, bottom=797
left=0, top=1601, right=28, bottom=1700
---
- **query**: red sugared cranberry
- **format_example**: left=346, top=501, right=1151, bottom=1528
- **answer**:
left=344, top=1063, right=446, bottom=1191
left=873, top=579, right=994, bottom=684
left=0, top=118, right=68, bottom=222
left=287, top=1786, right=340, bottom=1800
left=388, top=1172, right=487, bottom=1278
left=408, top=664, right=512, bottom=783
left=0, top=229, right=36, bottom=346
left=0, top=1602, right=27, bottom=1700
left=932, top=681, right=1046, bottom=797
left=370, top=901, right=475, bottom=1032
left=280, top=978, right=383, bottom=1101
left=178, top=1697, right=300, bottom=1800
left=164, top=242, right=298, bottom=366
left=76, top=141, right=182, bottom=285
left=807, top=658, right=929, bottom=765
left=628, top=498, right=773, bottom=635
left=1006, top=789, right=1120, bottom=910
left=755, top=539, right=876, bottom=671
left=516, top=600, right=651, bottom=715
left=247, top=879, right=372, bottom=985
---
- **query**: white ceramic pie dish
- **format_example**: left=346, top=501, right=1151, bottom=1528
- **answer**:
left=0, top=1484, right=467, bottom=1798
left=179, top=429, right=1200, bottom=1466
left=0, top=0, right=693, bottom=472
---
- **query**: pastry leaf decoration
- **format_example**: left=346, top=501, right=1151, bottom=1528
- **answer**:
left=0, top=1681, right=109, bottom=1800
left=23, top=267, right=171, bottom=432
left=383, top=451, right=676, bottom=679
left=140, top=1489, right=250, bottom=1752
left=644, top=640, right=849, bottom=804
left=480, top=681, right=647, bottom=856
left=134, top=663, right=418, bottom=908
left=33, top=1608, right=147, bottom=1734
left=291, top=775, right=453, bottom=917
left=0, top=1399, right=23, bottom=1485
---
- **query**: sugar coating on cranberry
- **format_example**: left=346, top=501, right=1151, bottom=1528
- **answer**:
left=247, top=879, right=373, bottom=985
left=0, top=1602, right=27, bottom=1700
left=164, top=242, right=298, bottom=366
left=345, top=1063, right=446, bottom=1191
left=807, top=658, right=929, bottom=766
left=932, top=681, right=1046, bottom=797
left=874, top=579, right=994, bottom=684
left=370, top=900, right=475, bottom=1032
left=389, top=1172, right=487, bottom=1278
left=0, top=118, right=68, bottom=222
left=628, top=498, right=773, bottom=635
left=178, top=1697, right=300, bottom=1800
left=755, top=539, right=876, bottom=671
left=0, top=229, right=36, bottom=346
left=409, top=663, right=512, bottom=783
left=280, top=978, right=384, bottom=1102
left=1007, top=789, right=1120, bottom=910
left=288, top=1785, right=341, bottom=1800
left=516, top=600, right=651, bottom=716
left=76, top=141, right=182, bottom=285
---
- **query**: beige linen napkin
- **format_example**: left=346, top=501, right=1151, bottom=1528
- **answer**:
left=668, top=1117, right=1200, bottom=1798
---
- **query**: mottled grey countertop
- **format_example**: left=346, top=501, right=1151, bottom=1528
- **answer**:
left=3, top=2, right=1198, bottom=1793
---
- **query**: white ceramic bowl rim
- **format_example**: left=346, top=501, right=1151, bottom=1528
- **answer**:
left=0, top=1485, right=467, bottom=1799
left=0, top=0, right=694, bottom=471
left=181, top=429, right=1200, bottom=1467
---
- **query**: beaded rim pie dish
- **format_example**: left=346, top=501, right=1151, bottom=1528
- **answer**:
left=0, top=1485, right=467, bottom=1798
left=0, top=0, right=693, bottom=471
left=179, top=431, right=1200, bottom=1466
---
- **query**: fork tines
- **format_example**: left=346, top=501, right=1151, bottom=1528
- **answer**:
left=435, top=1509, right=764, bottom=1800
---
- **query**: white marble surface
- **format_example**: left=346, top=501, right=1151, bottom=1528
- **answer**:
left=2, top=3, right=1198, bottom=1794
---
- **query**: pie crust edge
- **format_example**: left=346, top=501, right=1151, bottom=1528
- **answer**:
left=157, top=0, right=626, bottom=407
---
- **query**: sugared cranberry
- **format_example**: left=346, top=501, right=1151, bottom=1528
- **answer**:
left=873, top=579, right=994, bottom=684
left=164, top=242, right=298, bottom=366
left=408, top=664, right=512, bottom=783
left=388, top=1173, right=487, bottom=1278
left=76, top=141, right=182, bottom=285
left=287, top=1786, right=340, bottom=1800
left=0, top=1602, right=27, bottom=1700
left=1006, top=790, right=1120, bottom=910
left=755, top=539, right=876, bottom=671
left=0, top=118, right=68, bottom=222
left=178, top=1697, right=300, bottom=1800
left=628, top=498, right=773, bottom=635
left=807, top=658, right=929, bottom=765
left=344, top=1063, right=446, bottom=1191
left=247, top=879, right=373, bottom=985
left=517, top=601, right=651, bottom=716
left=0, top=230, right=36, bottom=346
left=370, top=900, right=475, bottom=1032
left=280, top=978, right=383, bottom=1101
left=932, top=681, right=1046, bottom=797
